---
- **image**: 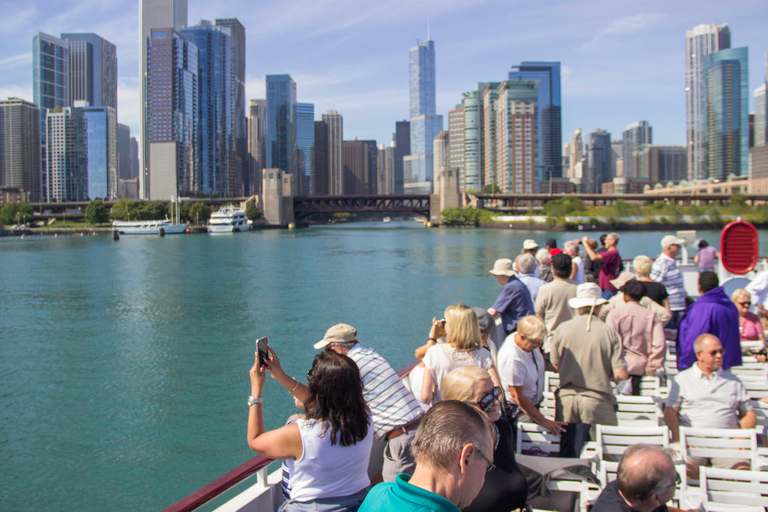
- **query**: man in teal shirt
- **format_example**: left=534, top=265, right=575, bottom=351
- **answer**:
left=359, top=401, right=494, bottom=512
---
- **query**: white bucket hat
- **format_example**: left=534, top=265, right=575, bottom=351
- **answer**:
left=568, top=282, right=608, bottom=309
left=523, top=239, right=539, bottom=250
left=489, top=258, right=515, bottom=277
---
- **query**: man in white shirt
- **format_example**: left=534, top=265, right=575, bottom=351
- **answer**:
left=664, top=333, right=756, bottom=473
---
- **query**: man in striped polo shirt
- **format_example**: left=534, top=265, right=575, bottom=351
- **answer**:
left=315, top=323, right=424, bottom=482
left=651, top=235, right=689, bottom=329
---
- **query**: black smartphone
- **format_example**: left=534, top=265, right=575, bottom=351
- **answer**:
left=256, top=337, right=269, bottom=368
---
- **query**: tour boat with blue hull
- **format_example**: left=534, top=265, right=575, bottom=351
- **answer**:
left=112, top=219, right=188, bottom=235
left=209, top=206, right=251, bottom=233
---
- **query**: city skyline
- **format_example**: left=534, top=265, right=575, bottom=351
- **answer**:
left=1, top=1, right=767, bottom=164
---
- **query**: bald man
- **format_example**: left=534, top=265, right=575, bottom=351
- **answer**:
left=591, top=444, right=678, bottom=512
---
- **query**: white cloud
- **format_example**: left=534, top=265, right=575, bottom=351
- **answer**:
left=0, top=52, right=32, bottom=71
left=579, top=12, right=664, bottom=51
left=0, top=83, right=33, bottom=103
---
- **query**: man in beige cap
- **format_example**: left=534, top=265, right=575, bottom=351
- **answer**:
left=488, top=259, right=535, bottom=337
left=314, top=323, right=424, bottom=482
left=651, top=235, right=689, bottom=328
left=598, top=272, right=672, bottom=326
left=551, top=283, right=628, bottom=433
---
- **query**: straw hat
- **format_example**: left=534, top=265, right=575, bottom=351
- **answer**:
left=489, top=259, right=515, bottom=277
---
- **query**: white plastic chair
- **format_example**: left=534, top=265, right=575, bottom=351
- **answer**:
left=539, top=391, right=556, bottom=420
left=679, top=426, right=759, bottom=476
left=516, top=422, right=560, bottom=456
left=700, top=503, right=764, bottom=512
left=699, top=466, right=768, bottom=508
left=615, top=395, right=664, bottom=426
left=595, top=425, right=670, bottom=461
left=544, top=371, right=559, bottom=393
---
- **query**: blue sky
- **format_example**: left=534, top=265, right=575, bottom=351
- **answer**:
left=1, top=0, right=767, bottom=149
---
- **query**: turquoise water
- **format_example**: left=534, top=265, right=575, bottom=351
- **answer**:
left=0, top=223, right=761, bottom=511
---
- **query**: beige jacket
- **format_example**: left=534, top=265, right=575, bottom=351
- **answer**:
left=598, top=293, right=672, bottom=326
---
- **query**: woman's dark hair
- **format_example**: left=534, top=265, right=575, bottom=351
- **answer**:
left=304, top=351, right=369, bottom=446
left=620, top=279, right=646, bottom=302
left=698, top=240, right=709, bottom=248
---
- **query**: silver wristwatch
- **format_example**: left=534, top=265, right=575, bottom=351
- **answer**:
left=248, top=396, right=262, bottom=406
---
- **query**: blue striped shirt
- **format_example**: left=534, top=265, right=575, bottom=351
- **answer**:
left=651, top=253, right=687, bottom=311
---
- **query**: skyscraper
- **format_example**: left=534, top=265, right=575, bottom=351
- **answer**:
left=404, top=38, right=443, bottom=193
left=215, top=18, right=246, bottom=195
left=313, top=120, right=329, bottom=196
left=182, top=21, right=234, bottom=196
left=322, top=110, right=343, bottom=195
left=139, top=0, right=188, bottom=198
left=494, top=81, right=538, bottom=194
left=0, top=98, right=41, bottom=201
left=685, top=23, right=731, bottom=180
left=564, top=129, right=585, bottom=187
left=509, top=62, right=562, bottom=185
left=117, top=123, right=132, bottom=180
left=447, top=107, right=465, bottom=191
left=462, top=89, right=483, bottom=193
left=378, top=143, right=395, bottom=195
left=247, top=99, right=266, bottom=195
left=343, top=139, right=377, bottom=195
left=433, top=131, right=449, bottom=172
left=266, top=75, right=297, bottom=177
left=622, top=121, right=652, bottom=178
left=393, top=120, right=410, bottom=194
left=61, top=33, right=117, bottom=112
left=296, top=102, right=315, bottom=195
left=145, top=28, right=198, bottom=199
left=705, top=47, right=749, bottom=179
left=755, top=84, right=766, bottom=148
left=585, top=130, right=611, bottom=193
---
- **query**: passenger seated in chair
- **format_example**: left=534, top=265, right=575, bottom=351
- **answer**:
left=664, top=334, right=756, bottom=477
left=591, top=444, right=678, bottom=512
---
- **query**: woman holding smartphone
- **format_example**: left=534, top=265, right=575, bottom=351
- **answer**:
left=247, top=347, right=373, bottom=511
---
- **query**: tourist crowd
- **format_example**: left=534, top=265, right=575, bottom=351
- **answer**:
left=244, top=234, right=768, bottom=512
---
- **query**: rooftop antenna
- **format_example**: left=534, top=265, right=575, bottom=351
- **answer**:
left=427, top=17, right=431, bottom=41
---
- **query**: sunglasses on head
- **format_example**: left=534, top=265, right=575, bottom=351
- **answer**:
left=472, top=387, right=502, bottom=411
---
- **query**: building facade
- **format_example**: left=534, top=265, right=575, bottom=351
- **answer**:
left=705, top=47, right=749, bottom=179
left=247, top=99, right=266, bottom=196
left=622, top=121, right=652, bottom=178
left=61, top=33, right=118, bottom=112
left=405, top=39, right=443, bottom=193
left=756, top=84, right=767, bottom=149
left=145, top=28, right=198, bottom=200
left=342, top=139, right=377, bottom=195
left=0, top=98, right=41, bottom=201
left=313, top=120, right=329, bottom=196
left=630, top=145, right=687, bottom=182
left=266, top=75, right=296, bottom=179
left=377, top=143, right=395, bottom=195
left=433, top=130, right=449, bottom=172
left=585, top=129, right=612, bottom=193
left=494, top=81, right=537, bottom=194
left=447, top=106, right=466, bottom=191
left=462, top=89, right=483, bottom=193
left=322, top=110, right=343, bottom=195
left=685, top=23, right=731, bottom=180
left=139, top=0, right=188, bottom=198
left=296, top=102, right=315, bottom=195
left=393, top=120, right=410, bottom=194
left=509, top=62, right=562, bottom=186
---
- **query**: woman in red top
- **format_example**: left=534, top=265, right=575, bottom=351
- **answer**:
left=582, top=233, right=621, bottom=300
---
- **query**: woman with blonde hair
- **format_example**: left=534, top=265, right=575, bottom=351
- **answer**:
left=421, top=303, right=501, bottom=404
left=442, top=366, right=528, bottom=512
left=633, top=254, right=670, bottom=311
left=732, top=289, right=767, bottom=349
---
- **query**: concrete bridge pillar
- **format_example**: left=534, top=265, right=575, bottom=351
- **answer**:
left=430, top=166, right=461, bottom=224
left=262, top=169, right=295, bottom=225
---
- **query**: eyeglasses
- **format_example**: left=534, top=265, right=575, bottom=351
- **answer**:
left=738, top=302, right=751, bottom=307
left=475, top=446, right=496, bottom=474
left=471, top=387, right=502, bottom=412
left=654, top=472, right=681, bottom=495
left=708, top=349, right=725, bottom=356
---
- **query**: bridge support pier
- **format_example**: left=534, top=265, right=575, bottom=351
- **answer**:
left=262, top=169, right=295, bottom=226
left=430, top=167, right=461, bottom=225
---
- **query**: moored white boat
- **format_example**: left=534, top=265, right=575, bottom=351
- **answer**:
left=112, top=219, right=188, bottom=235
left=208, top=206, right=251, bottom=233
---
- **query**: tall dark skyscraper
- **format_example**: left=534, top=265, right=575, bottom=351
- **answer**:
left=314, top=120, right=329, bottom=196
left=296, top=102, right=315, bottom=195
left=61, top=33, right=118, bottom=112
left=0, top=98, right=41, bottom=201
left=247, top=99, right=266, bottom=195
left=622, top=121, right=652, bottom=178
left=182, top=21, right=235, bottom=196
left=343, top=139, right=378, bottom=195
left=585, top=129, right=612, bottom=193
left=215, top=18, right=246, bottom=195
left=404, top=38, right=442, bottom=193
left=394, top=120, right=410, bottom=194
left=266, top=75, right=297, bottom=176
left=509, top=62, right=562, bottom=186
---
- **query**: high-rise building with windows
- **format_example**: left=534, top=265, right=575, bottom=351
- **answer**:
left=685, top=23, right=731, bottom=180
left=622, top=121, right=652, bottom=178
left=215, top=18, right=246, bottom=195
left=182, top=21, right=235, bottom=196
left=462, top=89, right=483, bottom=193
left=0, top=98, right=41, bottom=201
left=139, top=0, right=188, bottom=198
left=585, top=130, right=612, bottom=193
left=378, top=143, right=395, bottom=195
left=61, top=33, right=117, bottom=112
left=756, top=84, right=767, bottom=148
left=705, top=47, right=749, bottom=179
left=247, top=99, right=266, bottom=195
left=404, top=39, right=443, bottom=193
left=393, top=120, right=409, bottom=194
left=630, top=145, right=687, bottom=182
left=322, top=110, right=343, bottom=195
left=296, top=102, right=315, bottom=195
left=433, top=131, right=449, bottom=172
left=266, top=75, right=296, bottom=178
left=145, top=28, right=198, bottom=199
left=117, top=123, right=132, bottom=180
left=343, top=139, right=377, bottom=195
left=494, top=81, right=538, bottom=194
left=314, top=120, right=329, bottom=196
left=509, top=62, right=562, bottom=186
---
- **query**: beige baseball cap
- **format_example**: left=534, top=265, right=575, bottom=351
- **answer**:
left=610, top=271, right=637, bottom=290
left=661, top=235, right=687, bottom=250
left=314, top=323, right=358, bottom=350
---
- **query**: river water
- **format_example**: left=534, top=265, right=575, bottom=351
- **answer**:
left=1, top=223, right=763, bottom=511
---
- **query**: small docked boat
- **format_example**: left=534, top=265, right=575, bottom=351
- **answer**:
left=112, top=219, right=188, bottom=235
left=208, top=206, right=251, bottom=233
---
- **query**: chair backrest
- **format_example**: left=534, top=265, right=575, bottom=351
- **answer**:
left=636, top=376, right=666, bottom=398
left=738, top=376, right=768, bottom=400
left=544, top=371, right=559, bottom=393
left=700, top=466, right=768, bottom=507
left=702, top=502, right=765, bottom=512
left=679, top=427, right=758, bottom=470
left=595, top=425, right=670, bottom=460
left=539, top=391, right=556, bottom=420
left=516, top=422, right=561, bottom=456
left=597, top=460, right=619, bottom=487
left=615, top=395, right=664, bottom=426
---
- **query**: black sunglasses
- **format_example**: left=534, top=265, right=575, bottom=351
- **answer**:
left=708, top=349, right=725, bottom=356
left=471, top=387, right=502, bottom=412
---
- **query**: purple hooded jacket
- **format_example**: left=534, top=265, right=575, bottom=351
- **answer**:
left=676, top=286, right=741, bottom=370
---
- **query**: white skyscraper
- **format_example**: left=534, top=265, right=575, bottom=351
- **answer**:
left=139, top=0, right=188, bottom=198
left=685, top=23, right=731, bottom=181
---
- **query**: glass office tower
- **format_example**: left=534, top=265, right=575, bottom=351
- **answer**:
left=61, top=33, right=117, bottom=111
left=266, top=75, right=297, bottom=177
left=296, top=102, right=315, bottom=195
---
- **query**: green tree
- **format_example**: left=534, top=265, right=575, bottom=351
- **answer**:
left=440, top=206, right=492, bottom=226
left=245, top=202, right=261, bottom=221
left=0, top=202, right=33, bottom=226
left=543, top=197, right=584, bottom=218
left=482, top=184, right=501, bottom=194
left=84, top=199, right=109, bottom=225
left=189, top=202, right=212, bottom=224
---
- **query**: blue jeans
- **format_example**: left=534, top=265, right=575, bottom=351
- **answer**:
left=279, top=486, right=370, bottom=512
left=602, top=289, right=617, bottom=300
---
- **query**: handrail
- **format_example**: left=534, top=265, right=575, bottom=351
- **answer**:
left=161, top=454, right=273, bottom=512
left=160, top=358, right=422, bottom=512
